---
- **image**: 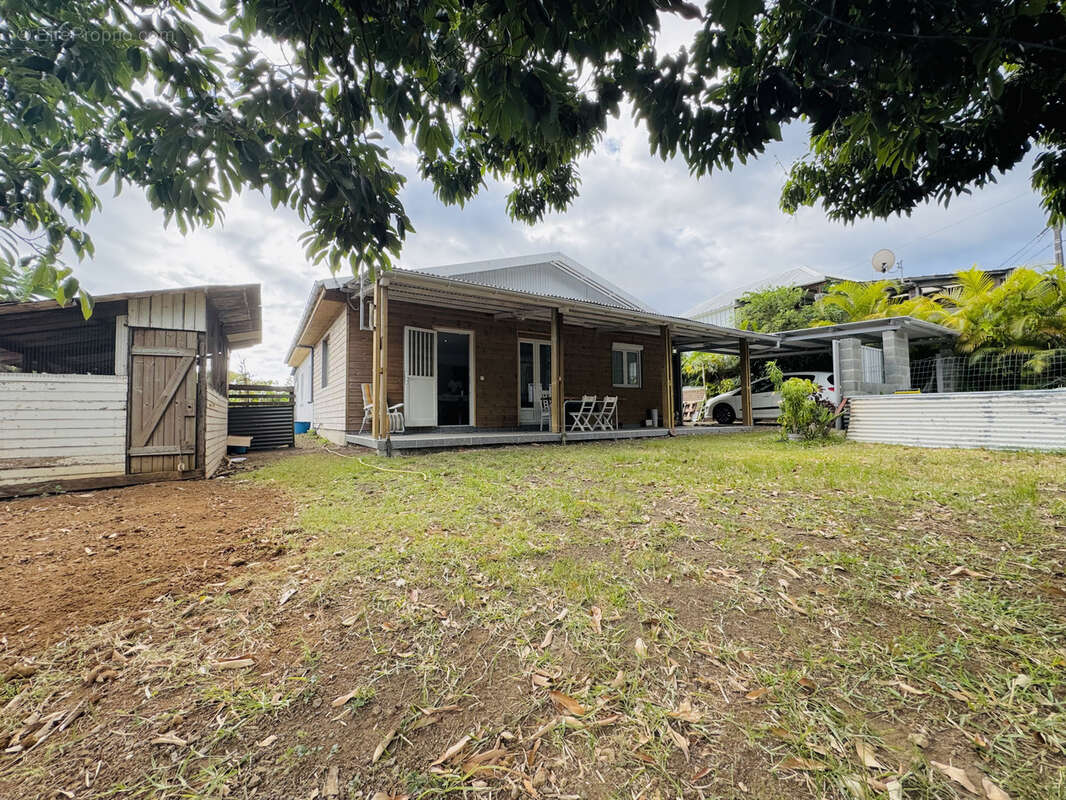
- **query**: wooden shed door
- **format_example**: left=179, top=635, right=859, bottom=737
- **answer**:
left=128, top=329, right=202, bottom=474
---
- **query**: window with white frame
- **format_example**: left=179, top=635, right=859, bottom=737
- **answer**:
left=320, top=336, right=330, bottom=388
left=612, top=343, right=643, bottom=388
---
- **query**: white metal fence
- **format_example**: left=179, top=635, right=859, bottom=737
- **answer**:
left=848, top=389, right=1066, bottom=451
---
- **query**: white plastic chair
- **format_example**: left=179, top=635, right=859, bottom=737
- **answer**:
left=539, top=396, right=551, bottom=431
left=593, top=396, right=618, bottom=430
left=568, top=395, right=597, bottom=431
left=359, top=383, right=405, bottom=434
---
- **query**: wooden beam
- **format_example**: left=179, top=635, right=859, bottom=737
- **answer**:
left=550, top=308, right=564, bottom=434
left=371, top=280, right=382, bottom=439
left=739, top=338, right=753, bottom=426
left=375, top=280, right=390, bottom=439
left=195, top=333, right=206, bottom=472
left=662, top=325, right=675, bottom=430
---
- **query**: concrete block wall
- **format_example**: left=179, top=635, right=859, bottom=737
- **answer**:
left=881, top=329, right=911, bottom=389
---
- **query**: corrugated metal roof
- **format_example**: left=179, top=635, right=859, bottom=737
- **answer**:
left=848, top=390, right=1066, bottom=451
left=683, top=266, right=834, bottom=321
left=411, top=252, right=653, bottom=312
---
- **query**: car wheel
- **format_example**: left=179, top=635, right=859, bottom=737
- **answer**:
left=713, top=404, right=736, bottom=425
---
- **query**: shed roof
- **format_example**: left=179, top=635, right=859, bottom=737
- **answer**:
left=0, top=284, right=262, bottom=348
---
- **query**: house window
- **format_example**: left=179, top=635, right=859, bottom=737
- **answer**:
left=612, top=343, right=643, bottom=388
left=320, top=336, right=330, bottom=388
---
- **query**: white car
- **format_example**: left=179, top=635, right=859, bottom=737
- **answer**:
left=703, top=371, right=839, bottom=425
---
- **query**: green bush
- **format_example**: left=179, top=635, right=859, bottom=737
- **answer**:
left=766, top=361, right=838, bottom=441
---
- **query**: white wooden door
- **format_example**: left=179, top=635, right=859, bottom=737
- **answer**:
left=404, top=327, right=437, bottom=427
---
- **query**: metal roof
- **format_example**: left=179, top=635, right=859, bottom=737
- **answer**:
left=683, top=266, right=836, bottom=321
left=765, top=316, right=958, bottom=354
left=380, top=268, right=781, bottom=355
left=0, top=284, right=262, bottom=348
left=284, top=277, right=347, bottom=365
left=411, top=252, right=653, bottom=313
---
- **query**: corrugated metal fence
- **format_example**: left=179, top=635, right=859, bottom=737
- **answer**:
left=227, top=384, right=295, bottom=449
left=848, top=389, right=1066, bottom=451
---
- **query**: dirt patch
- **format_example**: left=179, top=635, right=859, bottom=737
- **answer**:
left=0, top=476, right=294, bottom=653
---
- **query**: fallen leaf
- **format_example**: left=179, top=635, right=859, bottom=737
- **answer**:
left=948, top=566, right=988, bottom=579
left=539, top=628, right=554, bottom=649
left=885, top=778, right=903, bottom=800
left=331, top=689, right=361, bottom=708
left=278, top=586, right=297, bottom=606
left=372, top=728, right=396, bottom=763
left=931, top=761, right=980, bottom=795
left=151, top=732, right=187, bottom=746
left=431, top=735, right=471, bottom=766
left=257, top=734, right=277, bottom=747
left=548, top=690, right=586, bottom=716
left=1009, top=674, right=1031, bottom=691
left=981, top=776, right=1011, bottom=800
left=744, top=687, right=769, bottom=701
left=896, top=681, right=927, bottom=696
left=854, top=740, right=886, bottom=770
left=590, top=606, right=602, bottom=634
left=779, top=756, right=828, bottom=771
left=665, top=723, right=689, bottom=761
left=797, top=677, right=817, bottom=694
left=668, top=699, right=703, bottom=723
left=214, top=658, right=254, bottom=670
left=634, top=638, right=648, bottom=658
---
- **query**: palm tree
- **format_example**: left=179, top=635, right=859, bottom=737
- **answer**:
left=814, top=279, right=900, bottom=322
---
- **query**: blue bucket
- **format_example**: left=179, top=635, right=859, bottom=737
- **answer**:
left=294, top=421, right=311, bottom=434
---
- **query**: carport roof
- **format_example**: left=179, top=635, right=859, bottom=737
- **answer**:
left=765, top=317, right=958, bottom=355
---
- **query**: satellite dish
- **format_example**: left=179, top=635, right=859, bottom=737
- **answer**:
left=872, top=248, right=896, bottom=274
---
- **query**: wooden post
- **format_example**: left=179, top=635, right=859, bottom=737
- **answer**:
left=377, top=280, right=390, bottom=438
left=661, top=325, right=675, bottom=430
left=371, top=280, right=382, bottom=439
left=739, top=338, right=753, bottom=427
left=550, top=308, right=564, bottom=434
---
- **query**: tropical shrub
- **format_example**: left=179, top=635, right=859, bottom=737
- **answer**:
left=766, top=361, right=838, bottom=441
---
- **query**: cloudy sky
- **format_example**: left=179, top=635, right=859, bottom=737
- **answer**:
left=69, top=19, right=1058, bottom=383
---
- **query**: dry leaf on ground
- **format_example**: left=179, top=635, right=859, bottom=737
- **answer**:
left=982, top=776, right=1011, bottom=800
left=590, top=606, right=603, bottom=634
left=854, top=740, right=886, bottom=770
left=372, top=728, right=397, bottom=764
left=548, top=690, right=587, bottom=716
left=930, top=761, right=980, bottom=795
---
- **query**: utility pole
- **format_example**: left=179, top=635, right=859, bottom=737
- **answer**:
left=1054, top=223, right=1064, bottom=267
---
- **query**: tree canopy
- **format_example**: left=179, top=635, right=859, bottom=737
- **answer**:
left=736, top=284, right=834, bottom=332
left=3, top=0, right=1065, bottom=305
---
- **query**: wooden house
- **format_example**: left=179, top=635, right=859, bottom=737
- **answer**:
left=285, top=254, right=781, bottom=452
left=0, top=285, right=261, bottom=496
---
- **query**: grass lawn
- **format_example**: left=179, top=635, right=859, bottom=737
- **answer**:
left=2, top=432, right=1065, bottom=799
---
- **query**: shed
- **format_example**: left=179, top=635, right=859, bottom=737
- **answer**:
left=0, top=284, right=261, bottom=496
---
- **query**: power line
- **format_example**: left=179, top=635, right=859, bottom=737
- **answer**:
left=995, top=228, right=1049, bottom=270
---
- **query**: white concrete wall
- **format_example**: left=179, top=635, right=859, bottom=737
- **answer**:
left=311, top=308, right=348, bottom=444
left=0, top=373, right=128, bottom=488
left=205, top=387, right=228, bottom=477
left=848, top=389, right=1066, bottom=451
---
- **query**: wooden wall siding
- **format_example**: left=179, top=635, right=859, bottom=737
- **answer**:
left=0, top=373, right=127, bottom=487
left=127, top=291, right=208, bottom=331
left=127, top=328, right=199, bottom=474
left=562, top=327, right=666, bottom=427
left=205, top=387, right=228, bottom=477
left=346, top=306, right=374, bottom=431
left=375, top=300, right=666, bottom=430
left=311, top=307, right=348, bottom=443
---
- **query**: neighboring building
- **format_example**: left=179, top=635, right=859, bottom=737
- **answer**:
left=285, top=253, right=783, bottom=449
left=0, top=285, right=262, bottom=496
left=683, top=266, right=838, bottom=327
left=900, top=268, right=1014, bottom=298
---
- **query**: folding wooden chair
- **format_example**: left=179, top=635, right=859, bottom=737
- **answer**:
left=568, top=395, right=597, bottom=431
left=593, top=395, right=618, bottom=430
